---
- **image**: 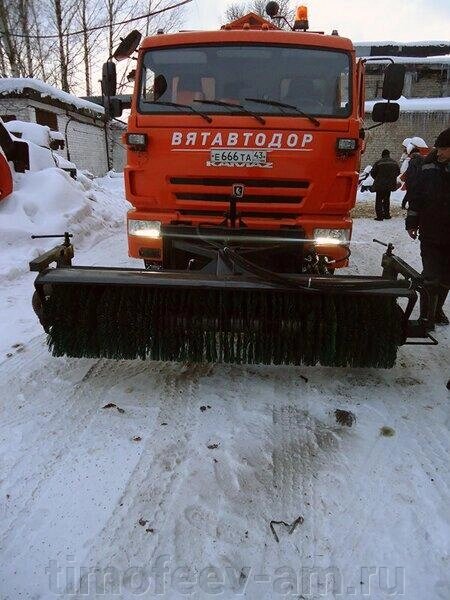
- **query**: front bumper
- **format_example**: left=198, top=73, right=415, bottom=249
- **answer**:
left=127, top=210, right=352, bottom=267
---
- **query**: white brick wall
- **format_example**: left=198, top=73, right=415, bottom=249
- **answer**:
left=57, top=113, right=108, bottom=175
left=363, top=110, right=450, bottom=167
left=110, top=126, right=126, bottom=173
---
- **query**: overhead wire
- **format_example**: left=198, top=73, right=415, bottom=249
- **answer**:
left=0, top=0, right=193, bottom=40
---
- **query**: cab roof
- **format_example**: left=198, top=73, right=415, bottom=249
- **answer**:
left=140, top=29, right=355, bottom=53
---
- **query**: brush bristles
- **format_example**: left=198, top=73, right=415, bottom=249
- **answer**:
left=44, top=284, right=404, bottom=368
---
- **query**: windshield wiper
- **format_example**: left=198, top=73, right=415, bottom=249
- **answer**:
left=245, top=98, right=320, bottom=127
left=194, top=99, right=266, bottom=125
left=144, top=100, right=212, bottom=123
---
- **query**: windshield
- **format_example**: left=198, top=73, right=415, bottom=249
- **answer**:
left=139, top=44, right=352, bottom=118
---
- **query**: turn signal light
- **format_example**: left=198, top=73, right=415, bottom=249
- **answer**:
left=125, top=133, right=148, bottom=151
left=337, top=138, right=357, bottom=150
left=336, top=138, right=358, bottom=155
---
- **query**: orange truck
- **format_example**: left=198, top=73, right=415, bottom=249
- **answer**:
left=30, top=3, right=436, bottom=368
left=121, top=7, right=378, bottom=272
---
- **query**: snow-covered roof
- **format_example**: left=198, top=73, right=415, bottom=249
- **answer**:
left=362, top=55, right=450, bottom=65
left=365, top=95, right=450, bottom=112
left=356, top=40, right=449, bottom=47
left=0, top=78, right=105, bottom=116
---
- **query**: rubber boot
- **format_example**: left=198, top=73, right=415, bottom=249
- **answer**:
left=420, top=289, right=438, bottom=331
left=435, top=288, right=449, bottom=325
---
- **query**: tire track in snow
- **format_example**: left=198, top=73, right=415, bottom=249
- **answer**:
left=71, top=362, right=211, bottom=597
left=169, top=373, right=274, bottom=588
left=0, top=358, right=149, bottom=550
left=163, top=366, right=326, bottom=598
left=267, top=375, right=344, bottom=575
left=0, top=334, right=48, bottom=382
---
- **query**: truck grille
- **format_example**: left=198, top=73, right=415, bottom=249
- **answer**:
left=175, top=192, right=302, bottom=204
left=170, top=177, right=309, bottom=189
left=169, top=176, right=309, bottom=205
left=177, top=209, right=299, bottom=220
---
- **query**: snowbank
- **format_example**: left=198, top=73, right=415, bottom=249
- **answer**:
left=5, top=120, right=51, bottom=147
left=0, top=169, right=129, bottom=281
left=365, top=95, right=450, bottom=112
left=0, top=78, right=104, bottom=116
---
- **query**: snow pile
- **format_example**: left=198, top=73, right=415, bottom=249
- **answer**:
left=365, top=95, right=450, bottom=112
left=0, top=77, right=104, bottom=115
left=1, top=118, right=76, bottom=173
left=5, top=120, right=51, bottom=147
left=0, top=169, right=129, bottom=281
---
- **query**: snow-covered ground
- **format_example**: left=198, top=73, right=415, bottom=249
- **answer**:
left=0, top=181, right=449, bottom=599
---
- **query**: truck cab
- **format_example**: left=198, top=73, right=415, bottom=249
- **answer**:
left=110, top=7, right=401, bottom=273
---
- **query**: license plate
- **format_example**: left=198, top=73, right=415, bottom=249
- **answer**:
left=209, top=149, right=267, bottom=166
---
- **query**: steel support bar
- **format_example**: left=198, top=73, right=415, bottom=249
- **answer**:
left=35, top=265, right=415, bottom=297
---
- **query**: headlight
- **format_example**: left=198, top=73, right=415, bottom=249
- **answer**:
left=314, top=228, right=350, bottom=246
left=128, top=220, right=161, bottom=239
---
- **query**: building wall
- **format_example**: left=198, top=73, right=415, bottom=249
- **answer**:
left=365, top=70, right=449, bottom=100
left=0, top=97, right=125, bottom=176
left=58, top=112, right=108, bottom=175
left=109, top=125, right=126, bottom=173
left=413, top=70, right=449, bottom=98
left=0, top=97, right=33, bottom=122
left=362, top=110, right=449, bottom=167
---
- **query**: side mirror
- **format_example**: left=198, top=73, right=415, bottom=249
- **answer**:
left=113, top=30, right=142, bottom=62
left=108, top=98, right=123, bottom=119
left=382, top=64, right=405, bottom=101
left=372, top=102, right=400, bottom=123
left=102, top=61, right=117, bottom=98
left=265, top=2, right=280, bottom=17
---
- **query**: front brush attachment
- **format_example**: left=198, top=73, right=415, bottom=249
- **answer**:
left=34, top=266, right=410, bottom=368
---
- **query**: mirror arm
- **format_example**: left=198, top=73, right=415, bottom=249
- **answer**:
left=363, top=122, right=385, bottom=132
left=272, top=15, right=294, bottom=30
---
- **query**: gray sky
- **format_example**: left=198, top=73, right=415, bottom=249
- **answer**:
left=184, top=0, right=450, bottom=43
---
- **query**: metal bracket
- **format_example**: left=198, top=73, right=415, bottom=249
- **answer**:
left=404, top=333, right=439, bottom=346
left=29, top=232, right=74, bottom=272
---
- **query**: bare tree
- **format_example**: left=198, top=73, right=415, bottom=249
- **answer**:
left=49, top=0, right=77, bottom=90
left=0, top=0, right=187, bottom=95
left=224, top=0, right=294, bottom=26
left=28, top=0, right=53, bottom=81
left=104, top=0, right=187, bottom=96
left=102, top=0, right=129, bottom=59
left=75, top=0, right=104, bottom=95
left=0, top=0, right=21, bottom=76
left=17, top=0, right=33, bottom=76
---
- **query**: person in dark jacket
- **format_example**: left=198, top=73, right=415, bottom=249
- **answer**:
left=401, top=147, right=424, bottom=209
left=370, top=149, right=400, bottom=220
left=406, top=127, right=450, bottom=327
